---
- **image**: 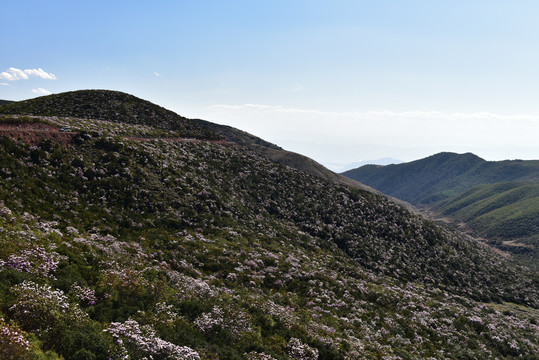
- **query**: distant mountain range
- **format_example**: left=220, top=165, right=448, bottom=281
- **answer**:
left=0, top=91, right=537, bottom=359
left=0, top=99, right=14, bottom=106
left=342, top=152, right=539, bottom=267
left=327, top=157, right=403, bottom=172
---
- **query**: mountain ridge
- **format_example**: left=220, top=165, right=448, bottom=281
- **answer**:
left=0, top=99, right=14, bottom=106
left=342, top=152, right=539, bottom=203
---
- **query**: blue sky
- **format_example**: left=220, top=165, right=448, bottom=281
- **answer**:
left=2, top=1, right=539, bottom=169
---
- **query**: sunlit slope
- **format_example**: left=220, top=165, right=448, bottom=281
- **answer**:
left=437, top=181, right=539, bottom=266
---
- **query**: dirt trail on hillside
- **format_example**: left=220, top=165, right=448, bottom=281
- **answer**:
left=0, top=123, right=75, bottom=145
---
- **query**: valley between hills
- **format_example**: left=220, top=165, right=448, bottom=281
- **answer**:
left=0, top=90, right=537, bottom=359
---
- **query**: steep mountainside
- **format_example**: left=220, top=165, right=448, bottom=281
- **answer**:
left=0, top=93, right=537, bottom=359
left=0, top=90, right=221, bottom=140
left=192, top=119, right=374, bottom=192
left=437, top=181, right=539, bottom=266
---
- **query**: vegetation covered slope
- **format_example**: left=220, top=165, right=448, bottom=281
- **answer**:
left=0, top=90, right=372, bottom=193
left=437, top=181, right=539, bottom=267
left=193, top=119, right=376, bottom=192
left=342, top=152, right=539, bottom=205
left=342, top=152, right=539, bottom=267
left=0, top=90, right=221, bottom=140
left=0, top=97, right=537, bottom=358
left=0, top=99, right=14, bottom=106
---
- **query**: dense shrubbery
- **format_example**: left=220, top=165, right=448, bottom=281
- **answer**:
left=0, top=108, right=537, bottom=358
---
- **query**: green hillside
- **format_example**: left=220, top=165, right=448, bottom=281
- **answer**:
left=342, top=153, right=539, bottom=267
left=0, top=92, right=537, bottom=359
left=437, top=181, right=539, bottom=266
left=0, top=90, right=221, bottom=140
left=342, top=152, right=539, bottom=205
left=0, top=90, right=369, bottom=193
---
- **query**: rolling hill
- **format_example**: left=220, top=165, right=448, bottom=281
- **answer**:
left=342, top=152, right=539, bottom=267
left=0, top=90, right=372, bottom=193
left=437, top=181, right=539, bottom=265
left=0, top=91, right=537, bottom=359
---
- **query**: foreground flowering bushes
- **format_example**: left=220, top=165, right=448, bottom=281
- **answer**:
left=0, top=114, right=537, bottom=359
left=106, top=319, right=201, bottom=359
left=0, top=319, right=31, bottom=360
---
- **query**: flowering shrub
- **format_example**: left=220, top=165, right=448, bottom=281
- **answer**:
left=105, top=319, right=200, bottom=359
left=4, top=246, right=65, bottom=279
left=194, top=305, right=252, bottom=337
left=71, top=283, right=97, bottom=306
left=9, top=281, right=87, bottom=332
left=244, top=351, right=277, bottom=360
left=99, top=266, right=149, bottom=300
left=0, top=202, right=12, bottom=218
left=194, top=306, right=223, bottom=333
left=287, top=338, right=319, bottom=360
left=0, top=99, right=537, bottom=359
left=0, top=319, right=31, bottom=360
left=172, top=273, right=216, bottom=299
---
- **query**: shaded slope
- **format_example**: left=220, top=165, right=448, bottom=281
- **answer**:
left=342, top=152, right=539, bottom=204
left=342, top=152, right=487, bottom=204
left=196, top=120, right=379, bottom=193
left=0, top=99, right=14, bottom=106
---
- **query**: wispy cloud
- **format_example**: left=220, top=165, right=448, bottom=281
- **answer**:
left=32, top=88, right=52, bottom=95
left=0, top=83, right=8, bottom=86
left=154, top=72, right=161, bottom=77
left=0, top=67, right=57, bottom=81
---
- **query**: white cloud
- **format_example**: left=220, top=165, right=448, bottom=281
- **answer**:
left=0, top=83, right=8, bottom=86
left=32, top=88, right=52, bottom=95
left=154, top=72, right=161, bottom=77
left=0, top=67, right=57, bottom=81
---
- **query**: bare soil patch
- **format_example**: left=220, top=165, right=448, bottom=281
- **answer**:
left=0, top=123, right=75, bottom=145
